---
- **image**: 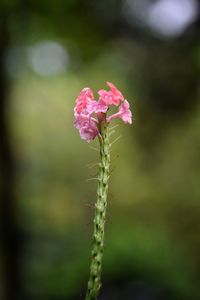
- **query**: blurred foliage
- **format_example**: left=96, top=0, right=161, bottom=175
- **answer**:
left=8, top=69, right=200, bottom=299
left=1, top=0, right=200, bottom=299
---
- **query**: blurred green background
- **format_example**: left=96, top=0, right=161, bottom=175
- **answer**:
left=1, top=0, right=200, bottom=299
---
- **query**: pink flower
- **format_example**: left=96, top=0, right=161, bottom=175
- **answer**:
left=74, top=87, right=94, bottom=114
left=74, top=83, right=133, bottom=142
left=107, top=82, right=124, bottom=105
left=107, top=100, right=132, bottom=124
left=98, top=89, right=113, bottom=105
left=74, top=113, right=99, bottom=142
left=97, top=82, right=124, bottom=106
left=79, top=125, right=98, bottom=142
left=74, top=113, right=89, bottom=129
left=87, top=98, right=108, bottom=114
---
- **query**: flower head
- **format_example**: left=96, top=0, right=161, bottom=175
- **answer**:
left=74, top=82, right=133, bottom=142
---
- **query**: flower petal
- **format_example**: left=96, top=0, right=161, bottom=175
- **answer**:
left=107, top=100, right=132, bottom=124
left=74, top=87, right=94, bottom=114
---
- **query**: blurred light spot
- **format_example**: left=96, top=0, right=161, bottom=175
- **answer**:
left=147, top=0, right=199, bottom=37
left=123, top=0, right=199, bottom=38
left=28, top=41, right=69, bottom=77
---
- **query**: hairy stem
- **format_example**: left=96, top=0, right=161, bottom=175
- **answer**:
left=85, top=123, right=110, bottom=300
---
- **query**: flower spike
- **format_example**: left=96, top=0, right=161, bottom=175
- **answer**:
left=73, top=82, right=134, bottom=300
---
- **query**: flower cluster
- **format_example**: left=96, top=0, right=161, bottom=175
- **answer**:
left=74, top=82, right=132, bottom=142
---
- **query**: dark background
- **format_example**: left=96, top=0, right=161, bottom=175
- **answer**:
left=1, top=0, right=200, bottom=299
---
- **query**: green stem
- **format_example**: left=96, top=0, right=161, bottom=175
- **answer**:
left=85, top=123, right=110, bottom=300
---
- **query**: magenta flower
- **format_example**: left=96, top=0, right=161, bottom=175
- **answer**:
left=74, top=82, right=133, bottom=142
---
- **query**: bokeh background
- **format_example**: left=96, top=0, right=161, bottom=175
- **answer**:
left=1, top=0, right=200, bottom=299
